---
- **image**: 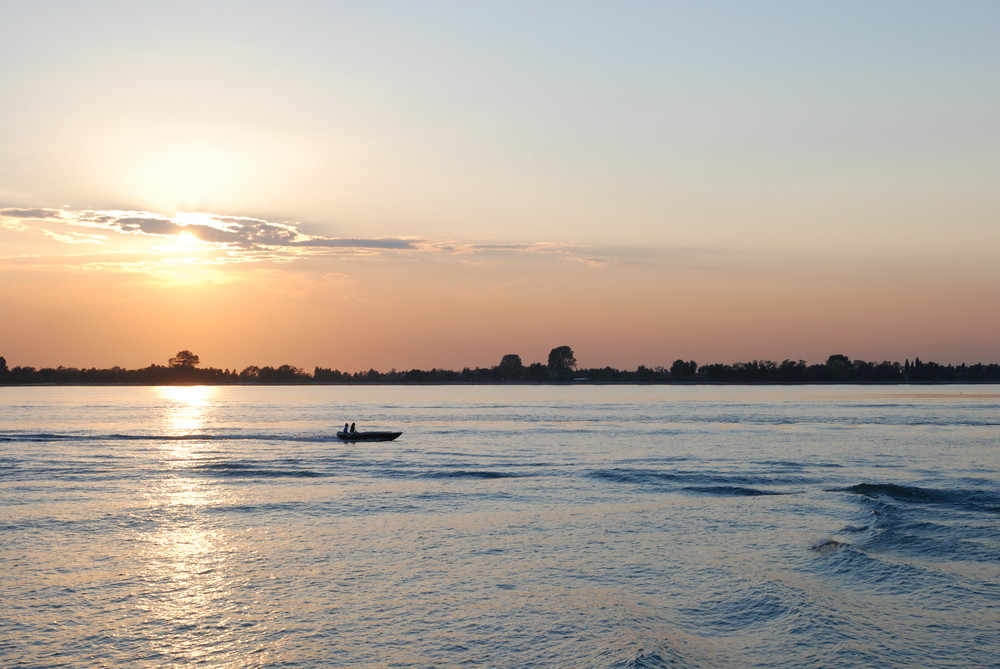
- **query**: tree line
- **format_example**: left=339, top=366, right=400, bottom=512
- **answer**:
left=1, top=349, right=998, bottom=385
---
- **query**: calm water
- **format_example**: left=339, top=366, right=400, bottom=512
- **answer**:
left=1, top=385, right=998, bottom=668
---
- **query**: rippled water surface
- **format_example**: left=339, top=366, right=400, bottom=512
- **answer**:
left=2, top=385, right=998, bottom=667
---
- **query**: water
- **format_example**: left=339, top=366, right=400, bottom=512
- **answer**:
left=1, top=384, right=998, bottom=668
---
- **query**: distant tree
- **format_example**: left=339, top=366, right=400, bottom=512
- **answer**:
left=636, top=365, right=659, bottom=380
left=11, top=366, right=37, bottom=383
left=526, top=362, right=550, bottom=381
left=778, top=359, right=809, bottom=382
left=273, top=364, right=307, bottom=381
left=168, top=350, right=200, bottom=369
left=825, top=354, right=851, bottom=370
left=825, top=353, right=852, bottom=381
left=670, top=359, right=698, bottom=377
left=498, top=353, right=523, bottom=369
left=700, top=363, right=734, bottom=380
left=547, top=346, right=577, bottom=377
left=315, top=366, right=350, bottom=382
left=0, top=356, right=7, bottom=376
left=495, top=353, right=524, bottom=381
left=239, top=365, right=261, bottom=379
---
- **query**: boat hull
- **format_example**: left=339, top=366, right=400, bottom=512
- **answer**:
left=336, top=431, right=402, bottom=442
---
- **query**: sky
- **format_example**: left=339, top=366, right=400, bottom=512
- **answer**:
left=2, top=1, right=998, bottom=372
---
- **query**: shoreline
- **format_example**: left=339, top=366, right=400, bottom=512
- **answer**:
left=3, top=380, right=999, bottom=387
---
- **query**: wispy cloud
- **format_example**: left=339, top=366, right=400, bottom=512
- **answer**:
left=0, top=206, right=611, bottom=268
left=0, top=208, right=62, bottom=219
left=0, top=208, right=419, bottom=253
left=39, top=228, right=109, bottom=245
left=417, top=239, right=611, bottom=267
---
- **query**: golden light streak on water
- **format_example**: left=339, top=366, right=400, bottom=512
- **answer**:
left=137, top=473, right=246, bottom=665
left=140, top=385, right=255, bottom=664
left=157, top=385, right=217, bottom=436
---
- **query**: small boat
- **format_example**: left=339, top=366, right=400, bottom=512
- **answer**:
left=336, top=430, right=402, bottom=442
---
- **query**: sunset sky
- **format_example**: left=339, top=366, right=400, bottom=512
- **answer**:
left=2, top=1, right=998, bottom=372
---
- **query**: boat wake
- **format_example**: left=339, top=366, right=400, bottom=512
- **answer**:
left=0, top=431, right=341, bottom=444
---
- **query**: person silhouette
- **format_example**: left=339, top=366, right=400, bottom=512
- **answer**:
left=350, top=422, right=357, bottom=433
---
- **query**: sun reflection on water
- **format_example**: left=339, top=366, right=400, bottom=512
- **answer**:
left=139, top=482, right=245, bottom=664
left=138, top=385, right=259, bottom=663
left=157, top=385, right=217, bottom=436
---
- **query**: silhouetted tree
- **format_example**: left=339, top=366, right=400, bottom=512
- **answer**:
left=526, top=362, right=550, bottom=381
left=670, top=359, right=698, bottom=377
left=825, top=353, right=852, bottom=381
left=169, top=350, right=200, bottom=368
left=778, top=359, right=809, bottom=382
left=239, top=365, right=261, bottom=379
left=547, top=346, right=577, bottom=377
left=700, top=363, right=734, bottom=380
left=826, top=354, right=851, bottom=368
left=315, top=366, right=351, bottom=382
left=636, top=365, right=663, bottom=381
left=274, top=364, right=307, bottom=381
left=2, top=348, right=999, bottom=386
left=499, top=353, right=523, bottom=369
left=495, top=353, right=524, bottom=381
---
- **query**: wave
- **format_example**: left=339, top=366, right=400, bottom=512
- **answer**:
left=608, top=637, right=712, bottom=669
left=839, top=524, right=870, bottom=533
left=587, top=467, right=803, bottom=489
left=424, top=470, right=523, bottom=479
left=586, top=468, right=796, bottom=498
left=834, top=483, right=1000, bottom=513
left=811, top=538, right=847, bottom=554
left=588, top=468, right=683, bottom=484
left=806, top=538, right=971, bottom=598
left=682, top=485, right=790, bottom=497
left=758, top=460, right=844, bottom=469
left=828, top=483, right=1000, bottom=563
left=610, top=650, right=676, bottom=669
left=191, top=461, right=326, bottom=478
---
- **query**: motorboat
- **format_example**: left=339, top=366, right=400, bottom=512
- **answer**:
left=336, top=430, right=402, bottom=442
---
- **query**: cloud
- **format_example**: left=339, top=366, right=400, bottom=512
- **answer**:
left=419, top=239, right=611, bottom=267
left=292, top=237, right=417, bottom=249
left=52, top=209, right=402, bottom=251
left=0, top=208, right=63, bottom=219
left=1, top=219, right=28, bottom=232
left=0, top=206, right=613, bottom=267
left=41, top=229, right=107, bottom=245
left=114, top=216, right=183, bottom=236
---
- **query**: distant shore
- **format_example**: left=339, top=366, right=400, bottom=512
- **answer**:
left=3, top=380, right=999, bottom=388
left=3, top=351, right=998, bottom=385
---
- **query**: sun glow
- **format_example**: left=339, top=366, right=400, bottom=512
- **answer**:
left=152, top=228, right=210, bottom=254
left=139, top=224, right=228, bottom=284
left=176, top=230, right=200, bottom=246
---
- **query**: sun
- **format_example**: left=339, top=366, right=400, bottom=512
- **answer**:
left=142, top=225, right=229, bottom=285
left=152, top=227, right=207, bottom=254
left=176, top=230, right=200, bottom=246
